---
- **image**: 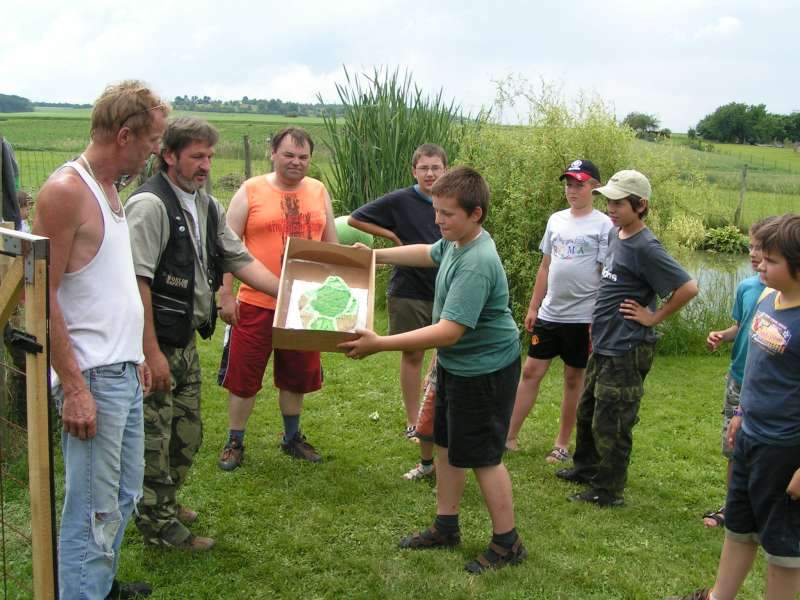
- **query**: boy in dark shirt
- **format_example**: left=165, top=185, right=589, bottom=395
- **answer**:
left=348, top=144, right=446, bottom=437
left=671, top=214, right=800, bottom=600
left=556, top=170, right=698, bottom=506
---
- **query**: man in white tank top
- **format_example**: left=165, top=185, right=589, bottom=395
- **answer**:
left=33, top=80, right=168, bottom=600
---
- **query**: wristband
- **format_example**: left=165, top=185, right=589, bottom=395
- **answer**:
left=733, top=407, right=744, bottom=417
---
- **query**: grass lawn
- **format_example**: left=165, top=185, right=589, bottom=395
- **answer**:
left=75, top=320, right=762, bottom=599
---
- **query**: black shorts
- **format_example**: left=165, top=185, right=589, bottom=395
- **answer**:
left=528, top=319, right=591, bottom=368
left=433, top=358, right=520, bottom=469
left=725, top=430, right=800, bottom=567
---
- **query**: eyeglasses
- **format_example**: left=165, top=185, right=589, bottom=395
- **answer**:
left=119, top=103, right=167, bottom=128
left=415, top=165, right=443, bottom=174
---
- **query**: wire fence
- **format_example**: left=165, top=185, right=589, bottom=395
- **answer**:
left=15, top=133, right=331, bottom=209
left=0, top=228, right=56, bottom=599
left=0, top=327, right=34, bottom=600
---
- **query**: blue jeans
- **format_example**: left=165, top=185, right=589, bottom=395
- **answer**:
left=56, top=362, right=144, bottom=600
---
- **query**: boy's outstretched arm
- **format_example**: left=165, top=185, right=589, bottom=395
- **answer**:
left=338, top=319, right=465, bottom=359
left=619, top=279, right=700, bottom=327
left=707, top=323, right=740, bottom=351
left=375, top=244, right=436, bottom=268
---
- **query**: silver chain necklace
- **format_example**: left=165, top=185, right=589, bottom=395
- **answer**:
left=80, top=154, right=125, bottom=222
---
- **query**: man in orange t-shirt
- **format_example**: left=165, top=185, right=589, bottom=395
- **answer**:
left=217, top=127, right=337, bottom=469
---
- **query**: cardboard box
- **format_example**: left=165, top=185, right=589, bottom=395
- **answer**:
left=272, top=237, right=375, bottom=352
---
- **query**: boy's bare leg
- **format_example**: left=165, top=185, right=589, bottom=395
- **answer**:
left=711, top=537, right=759, bottom=600
left=474, top=463, right=515, bottom=533
left=553, top=365, right=586, bottom=449
left=435, top=446, right=466, bottom=515
left=400, top=350, right=424, bottom=426
left=420, top=440, right=434, bottom=462
left=506, top=357, right=551, bottom=449
left=765, top=564, right=800, bottom=600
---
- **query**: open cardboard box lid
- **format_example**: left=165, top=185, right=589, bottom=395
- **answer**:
left=272, top=237, right=375, bottom=352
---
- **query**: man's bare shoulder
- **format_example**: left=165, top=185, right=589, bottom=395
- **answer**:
left=37, top=166, right=91, bottom=214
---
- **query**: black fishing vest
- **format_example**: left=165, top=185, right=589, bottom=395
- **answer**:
left=133, top=173, right=223, bottom=348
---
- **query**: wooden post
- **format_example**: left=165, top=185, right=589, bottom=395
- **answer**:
left=26, top=240, right=56, bottom=600
left=243, top=135, right=252, bottom=180
left=734, top=164, right=748, bottom=228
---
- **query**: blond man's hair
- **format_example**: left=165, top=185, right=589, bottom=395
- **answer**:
left=91, top=80, right=170, bottom=142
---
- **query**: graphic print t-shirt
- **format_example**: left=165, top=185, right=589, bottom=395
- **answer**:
left=740, top=289, right=800, bottom=446
left=538, top=208, right=612, bottom=323
left=237, top=175, right=328, bottom=310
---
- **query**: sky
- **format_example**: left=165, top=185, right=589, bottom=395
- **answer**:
left=3, top=0, right=796, bottom=132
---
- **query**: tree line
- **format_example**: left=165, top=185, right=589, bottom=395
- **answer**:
left=171, top=95, right=346, bottom=117
left=0, top=94, right=34, bottom=112
left=694, top=103, right=800, bottom=145
left=0, top=92, right=345, bottom=118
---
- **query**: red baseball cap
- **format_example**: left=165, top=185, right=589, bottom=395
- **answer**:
left=559, top=159, right=601, bottom=183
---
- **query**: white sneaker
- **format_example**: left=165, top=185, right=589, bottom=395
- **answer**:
left=403, top=463, right=435, bottom=481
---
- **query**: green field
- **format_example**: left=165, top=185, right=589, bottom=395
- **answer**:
left=1, top=296, right=771, bottom=599
left=4, top=109, right=800, bottom=226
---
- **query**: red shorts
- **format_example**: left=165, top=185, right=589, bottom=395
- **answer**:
left=218, top=301, right=322, bottom=398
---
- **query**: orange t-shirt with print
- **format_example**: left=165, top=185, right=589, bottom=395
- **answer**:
left=237, top=175, right=328, bottom=310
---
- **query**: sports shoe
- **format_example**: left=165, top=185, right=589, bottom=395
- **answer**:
left=106, top=579, right=152, bottom=599
left=176, top=505, right=198, bottom=524
left=218, top=440, right=244, bottom=471
left=176, top=534, right=215, bottom=552
left=404, top=424, right=417, bottom=440
left=281, top=432, right=322, bottom=463
left=545, top=447, right=571, bottom=464
left=666, top=589, right=711, bottom=600
left=555, top=467, right=592, bottom=484
left=403, top=463, right=435, bottom=481
left=568, top=488, right=624, bottom=507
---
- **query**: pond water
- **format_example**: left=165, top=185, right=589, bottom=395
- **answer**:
left=678, top=251, right=753, bottom=308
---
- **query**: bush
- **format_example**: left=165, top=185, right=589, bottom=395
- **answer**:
left=702, top=225, right=749, bottom=253
left=457, top=79, right=634, bottom=323
left=320, top=67, right=467, bottom=215
left=661, top=213, right=706, bottom=250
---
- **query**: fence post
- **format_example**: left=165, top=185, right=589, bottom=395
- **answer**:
left=243, top=135, right=252, bottom=180
left=734, top=164, right=748, bottom=228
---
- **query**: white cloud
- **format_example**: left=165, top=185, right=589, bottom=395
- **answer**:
left=695, top=16, right=742, bottom=39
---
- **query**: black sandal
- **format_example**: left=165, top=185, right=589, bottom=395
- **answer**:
left=465, top=538, right=527, bottom=574
left=702, top=506, right=725, bottom=528
left=398, top=525, right=460, bottom=549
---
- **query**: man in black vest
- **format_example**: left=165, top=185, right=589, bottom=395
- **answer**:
left=126, top=116, right=279, bottom=550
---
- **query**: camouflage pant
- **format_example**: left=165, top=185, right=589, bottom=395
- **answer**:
left=135, top=337, right=202, bottom=546
left=572, top=343, right=655, bottom=496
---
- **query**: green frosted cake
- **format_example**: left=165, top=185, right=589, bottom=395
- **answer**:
left=298, top=275, right=360, bottom=332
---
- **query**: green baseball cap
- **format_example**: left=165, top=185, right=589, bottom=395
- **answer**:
left=593, top=169, right=651, bottom=200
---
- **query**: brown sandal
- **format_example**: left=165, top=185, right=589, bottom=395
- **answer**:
left=398, top=525, right=460, bottom=549
left=465, top=538, right=527, bottom=574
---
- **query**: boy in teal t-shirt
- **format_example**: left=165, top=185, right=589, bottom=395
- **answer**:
left=703, top=217, right=775, bottom=528
left=341, top=167, right=525, bottom=574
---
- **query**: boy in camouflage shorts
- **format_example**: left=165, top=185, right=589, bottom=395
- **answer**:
left=556, top=170, right=698, bottom=507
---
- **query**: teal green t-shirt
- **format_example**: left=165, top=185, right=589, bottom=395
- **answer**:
left=429, top=230, right=519, bottom=376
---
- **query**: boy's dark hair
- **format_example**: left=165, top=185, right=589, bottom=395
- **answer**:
left=755, top=213, right=800, bottom=278
left=624, top=194, right=649, bottom=219
left=431, top=166, right=489, bottom=223
left=412, top=144, right=448, bottom=168
left=749, top=215, right=779, bottom=238
left=16, top=190, right=32, bottom=207
left=158, top=116, right=219, bottom=172
left=271, top=127, right=314, bottom=156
